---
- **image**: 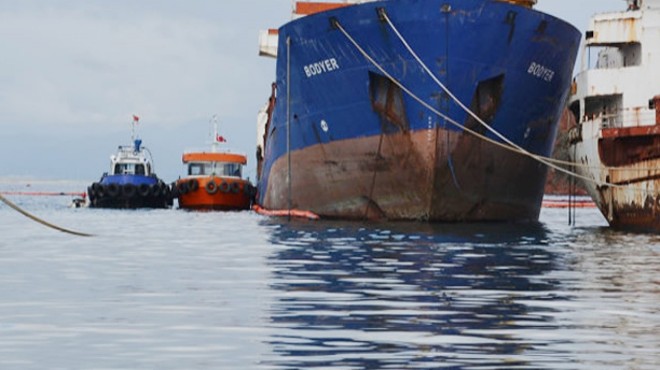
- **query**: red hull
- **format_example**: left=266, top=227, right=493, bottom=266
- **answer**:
left=176, top=177, right=252, bottom=211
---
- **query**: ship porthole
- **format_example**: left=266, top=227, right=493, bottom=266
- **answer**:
left=320, top=120, right=329, bottom=132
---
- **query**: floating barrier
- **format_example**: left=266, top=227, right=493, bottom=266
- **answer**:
left=252, top=204, right=320, bottom=220
left=542, top=199, right=596, bottom=208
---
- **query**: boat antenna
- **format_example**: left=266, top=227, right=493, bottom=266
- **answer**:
left=209, top=114, right=227, bottom=153
left=131, top=114, right=140, bottom=142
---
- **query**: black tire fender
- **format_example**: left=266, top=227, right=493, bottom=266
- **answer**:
left=139, top=183, right=151, bottom=197
left=230, top=182, right=241, bottom=194
left=205, top=180, right=218, bottom=194
left=188, top=179, right=199, bottom=192
left=219, top=181, right=230, bottom=193
left=107, top=183, right=120, bottom=197
left=123, top=183, right=136, bottom=198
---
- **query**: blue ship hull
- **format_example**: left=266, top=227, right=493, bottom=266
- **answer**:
left=258, top=0, right=580, bottom=221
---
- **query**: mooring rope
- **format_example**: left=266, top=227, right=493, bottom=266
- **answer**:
left=0, top=193, right=94, bottom=237
left=333, top=16, right=658, bottom=195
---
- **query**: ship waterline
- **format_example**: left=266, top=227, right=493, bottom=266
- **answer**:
left=263, top=129, right=548, bottom=221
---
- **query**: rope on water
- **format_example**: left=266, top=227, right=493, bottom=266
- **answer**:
left=0, top=193, right=94, bottom=237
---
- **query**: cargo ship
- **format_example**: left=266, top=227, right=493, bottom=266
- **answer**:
left=568, top=0, right=660, bottom=231
left=256, top=0, right=581, bottom=221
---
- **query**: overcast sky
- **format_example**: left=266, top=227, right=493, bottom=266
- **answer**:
left=0, top=0, right=624, bottom=182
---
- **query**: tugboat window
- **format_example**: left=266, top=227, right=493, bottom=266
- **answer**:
left=189, top=164, right=204, bottom=176
left=223, top=163, right=241, bottom=177
left=135, top=164, right=145, bottom=175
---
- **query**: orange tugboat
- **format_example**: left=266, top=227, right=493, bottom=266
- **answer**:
left=174, top=119, right=255, bottom=210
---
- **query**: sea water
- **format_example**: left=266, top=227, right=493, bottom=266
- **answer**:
left=0, top=180, right=659, bottom=369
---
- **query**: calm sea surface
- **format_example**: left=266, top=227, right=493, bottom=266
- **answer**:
left=1, top=180, right=659, bottom=369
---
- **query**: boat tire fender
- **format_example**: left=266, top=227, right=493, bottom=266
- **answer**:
left=177, top=181, right=188, bottom=195
left=91, top=182, right=102, bottom=193
left=230, top=182, right=241, bottom=194
left=206, top=180, right=218, bottom=194
left=219, top=181, right=230, bottom=193
left=169, top=182, right=179, bottom=197
left=159, top=183, right=169, bottom=198
left=96, top=185, right=106, bottom=198
left=139, top=184, right=151, bottom=197
left=107, top=183, right=120, bottom=197
left=149, top=184, right=159, bottom=197
left=123, top=183, right=136, bottom=198
left=188, top=179, right=199, bottom=192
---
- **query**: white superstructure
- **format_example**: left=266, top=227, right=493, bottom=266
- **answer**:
left=568, top=0, right=660, bottom=230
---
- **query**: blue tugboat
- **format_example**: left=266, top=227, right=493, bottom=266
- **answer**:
left=256, top=0, right=581, bottom=221
left=87, top=116, right=172, bottom=209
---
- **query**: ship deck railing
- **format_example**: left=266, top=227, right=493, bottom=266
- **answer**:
left=589, top=109, right=657, bottom=129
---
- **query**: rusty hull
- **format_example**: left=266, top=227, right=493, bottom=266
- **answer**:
left=261, top=128, right=546, bottom=222
left=595, top=129, right=660, bottom=232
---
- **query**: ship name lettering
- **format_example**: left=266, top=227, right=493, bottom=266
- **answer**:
left=527, top=62, right=555, bottom=82
left=304, top=58, right=340, bottom=78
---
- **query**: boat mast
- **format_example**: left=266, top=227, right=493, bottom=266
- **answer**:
left=131, top=114, right=142, bottom=152
left=210, top=114, right=219, bottom=153
left=131, top=115, right=139, bottom=142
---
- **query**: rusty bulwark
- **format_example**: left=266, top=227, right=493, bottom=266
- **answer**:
left=596, top=128, right=660, bottom=232
left=599, top=125, right=660, bottom=167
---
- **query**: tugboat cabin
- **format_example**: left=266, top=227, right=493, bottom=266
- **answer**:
left=182, top=152, right=247, bottom=178
left=109, top=140, right=153, bottom=177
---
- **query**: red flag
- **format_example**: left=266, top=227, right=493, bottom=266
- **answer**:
left=132, top=115, right=140, bottom=123
left=216, top=134, right=227, bottom=143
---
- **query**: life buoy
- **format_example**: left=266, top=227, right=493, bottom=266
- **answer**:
left=205, top=180, right=218, bottom=194
left=107, top=183, right=120, bottom=197
left=188, top=179, right=199, bottom=192
left=230, top=182, right=241, bottom=194
left=219, top=181, right=230, bottom=193
left=139, top=183, right=151, bottom=197
left=123, top=183, right=136, bottom=197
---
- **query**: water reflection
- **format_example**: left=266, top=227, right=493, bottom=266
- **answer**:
left=262, top=220, right=572, bottom=369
